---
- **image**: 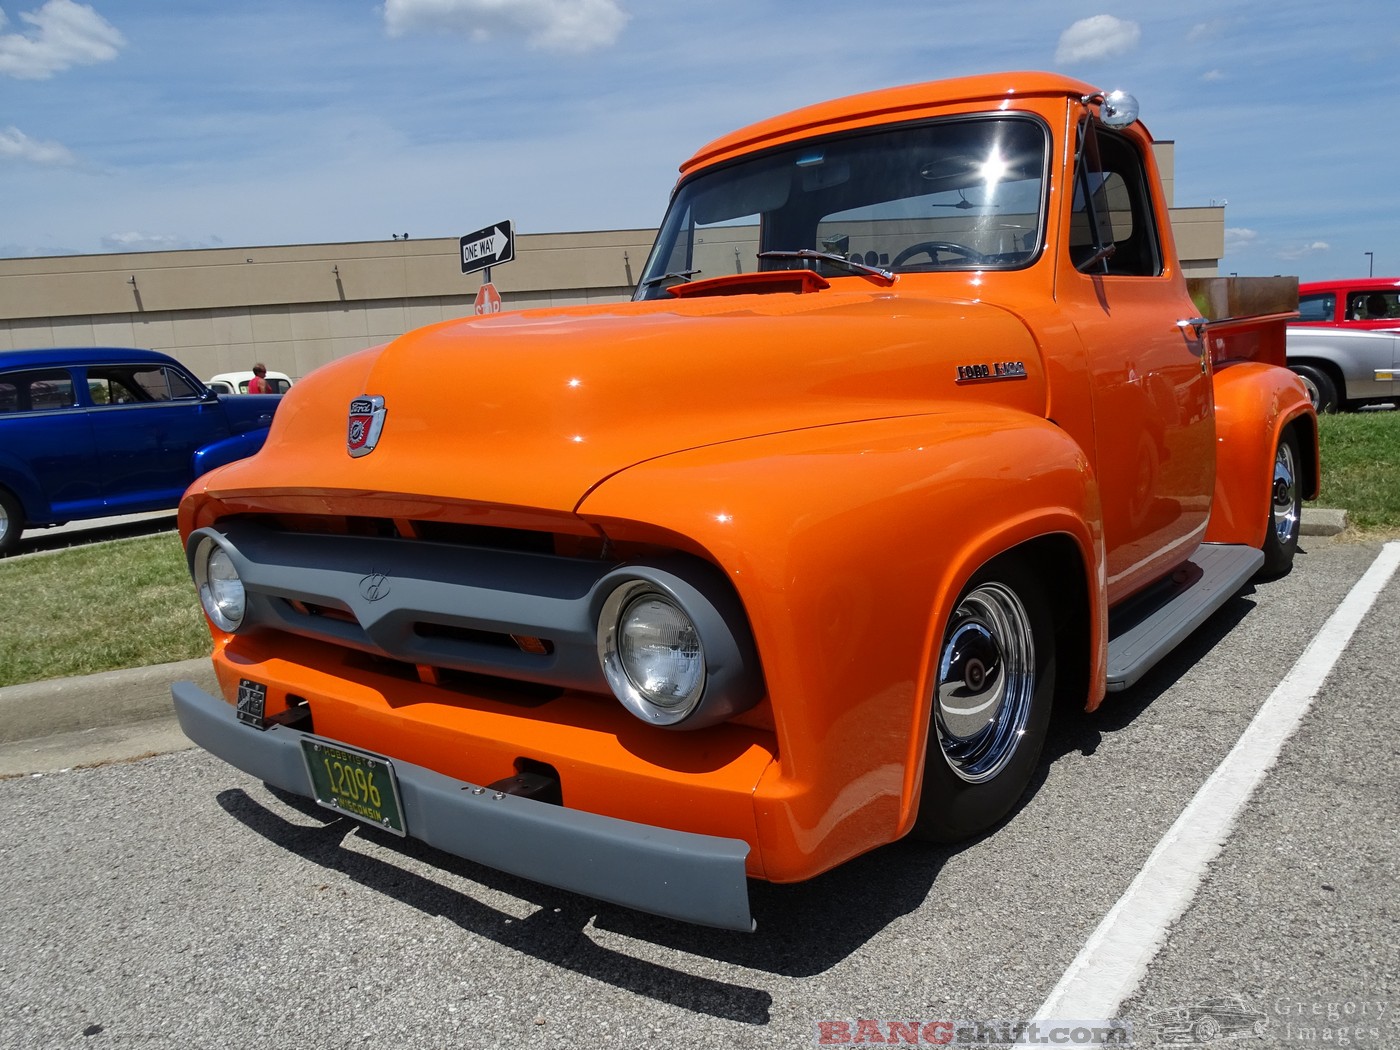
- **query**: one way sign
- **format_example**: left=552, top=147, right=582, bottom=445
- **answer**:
left=459, top=220, right=515, bottom=275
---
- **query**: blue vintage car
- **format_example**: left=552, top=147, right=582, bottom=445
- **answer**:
left=0, top=347, right=282, bottom=555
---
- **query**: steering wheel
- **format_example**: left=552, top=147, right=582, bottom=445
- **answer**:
left=891, top=240, right=987, bottom=268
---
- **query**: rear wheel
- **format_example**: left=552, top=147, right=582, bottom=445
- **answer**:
left=1259, top=426, right=1302, bottom=579
left=914, top=556, right=1054, bottom=842
left=1291, top=363, right=1339, bottom=413
left=0, top=488, right=24, bottom=557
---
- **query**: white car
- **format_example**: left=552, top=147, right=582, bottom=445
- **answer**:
left=205, top=370, right=293, bottom=396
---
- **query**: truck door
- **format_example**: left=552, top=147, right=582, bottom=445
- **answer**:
left=1059, top=119, right=1216, bottom=602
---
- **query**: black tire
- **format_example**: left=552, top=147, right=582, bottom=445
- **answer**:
left=0, top=487, right=24, bottom=557
left=1259, top=426, right=1302, bottom=579
left=913, top=555, right=1055, bottom=842
left=1291, top=363, right=1339, bottom=414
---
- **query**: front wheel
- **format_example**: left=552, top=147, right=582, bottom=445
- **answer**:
left=913, top=556, right=1054, bottom=842
left=0, top=488, right=24, bottom=557
left=1259, top=426, right=1302, bottom=579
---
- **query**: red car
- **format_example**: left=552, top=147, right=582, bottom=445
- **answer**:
left=1296, top=278, right=1400, bottom=330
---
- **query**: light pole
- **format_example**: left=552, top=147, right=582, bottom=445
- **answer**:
left=1365, top=251, right=1374, bottom=277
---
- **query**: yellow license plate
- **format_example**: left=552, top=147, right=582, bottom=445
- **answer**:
left=301, top=739, right=406, bottom=836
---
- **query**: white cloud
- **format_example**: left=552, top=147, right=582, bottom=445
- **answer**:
left=0, top=124, right=75, bottom=164
left=0, top=0, right=124, bottom=79
left=1054, top=15, right=1141, bottom=65
left=1187, top=20, right=1229, bottom=44
left=1224, top=227, right=1258, bottom=249
left=1278, top=240, right=1331, bottom=260
left=382, top=0, right=628, bottom=53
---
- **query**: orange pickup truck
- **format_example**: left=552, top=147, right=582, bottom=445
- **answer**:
left=172, top=71, right=1316, bottom=932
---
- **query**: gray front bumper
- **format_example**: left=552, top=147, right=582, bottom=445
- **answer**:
left=172, top=681, right=755, bottom=931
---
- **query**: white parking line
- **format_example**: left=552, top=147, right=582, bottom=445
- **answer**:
left=1037, top=541, right=1400, bottom=1022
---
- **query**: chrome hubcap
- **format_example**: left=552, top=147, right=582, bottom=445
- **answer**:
left=1272, top=440, right=1299, bottom=545
left=1298, top=374, right=1321, bottom=410
left=935, top=582, right=1035, bottom=783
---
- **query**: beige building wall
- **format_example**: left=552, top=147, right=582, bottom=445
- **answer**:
left=0, top=145, right=1223, bottom=381
left=1170, top=206, right=1227, bottom=276
left=0, top=229, right=655, bottom=381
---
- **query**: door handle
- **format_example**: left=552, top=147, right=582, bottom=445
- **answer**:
left=1176, top=316, right=1209, bottom=339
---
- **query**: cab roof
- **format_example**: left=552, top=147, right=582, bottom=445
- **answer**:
left=680, top=70, right=1099, bottom=176
left=1298, top=278, right=1400, bottom=293
left=0, top=346, right=182, bottom=372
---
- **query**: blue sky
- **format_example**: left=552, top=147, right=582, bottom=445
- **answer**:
left=2, top=0, right=1397, bottom=282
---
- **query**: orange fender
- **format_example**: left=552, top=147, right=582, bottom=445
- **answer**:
left=1207, top=362, right=1319, bottom=549
left=578, top=405, right=1104, bottom=881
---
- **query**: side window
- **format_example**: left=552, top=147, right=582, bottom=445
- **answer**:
left=1297, top=293, right=1335, bottom=322
left=132, top=365, right=176, bottom=401
left=1346, top=291, right=1397, bottom=321
left=87, top=364, right=201, bottom=404
left=87, top=374, right=142, bottom=405
left=0, top=369, right=75, bottom=412
left=162, top=366, right=202, bottom=399
left=1069, top=122, right=1162, bottom=276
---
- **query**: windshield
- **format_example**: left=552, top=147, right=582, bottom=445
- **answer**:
left=635, top=116, right=1048, bottom=300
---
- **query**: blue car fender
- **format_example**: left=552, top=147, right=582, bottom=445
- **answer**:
left=0, top=452, right=47, bottom=522
left=192, top=428, right=270, bottom=478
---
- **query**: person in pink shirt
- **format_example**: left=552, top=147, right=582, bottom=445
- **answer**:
left=248, top=363, right=272, bottom=394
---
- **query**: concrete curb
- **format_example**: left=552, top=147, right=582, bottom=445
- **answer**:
left=0, top=657, right=216, bottom=745
left=1301, top=506, right=1348, bottom=536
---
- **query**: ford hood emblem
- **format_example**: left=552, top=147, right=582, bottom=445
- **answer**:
left=347, top=396, right=386, bottom=457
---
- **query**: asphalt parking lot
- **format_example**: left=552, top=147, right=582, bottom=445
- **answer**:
left=0, top=531, right=1395, bottom=1048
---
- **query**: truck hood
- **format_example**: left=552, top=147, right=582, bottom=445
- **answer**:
left=215, top=290, right=1043, bottom=514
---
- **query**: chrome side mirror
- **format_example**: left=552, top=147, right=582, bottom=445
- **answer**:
left=1099, top=90, right=1139, bottom=128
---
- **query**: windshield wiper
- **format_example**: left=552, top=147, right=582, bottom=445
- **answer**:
left=758, top=249, right=896, bottom=284
left=640, top=269, right=701, bottom=288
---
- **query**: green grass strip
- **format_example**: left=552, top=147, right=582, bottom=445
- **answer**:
left=0, top=533, right=211, bottom=688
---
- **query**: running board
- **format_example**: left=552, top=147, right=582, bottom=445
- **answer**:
left=1106, top=544, right=1263, bottom=692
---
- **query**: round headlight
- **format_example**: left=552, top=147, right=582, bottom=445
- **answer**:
left=600, top=585, right=706, bottom=724
left=194, top=538, right=246, bottom=632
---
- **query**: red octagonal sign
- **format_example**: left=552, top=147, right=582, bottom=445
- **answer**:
left=474, top=282, right=502, bottom=315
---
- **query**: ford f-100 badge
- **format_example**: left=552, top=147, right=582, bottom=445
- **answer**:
left=347, top=396, right=386, bottom=457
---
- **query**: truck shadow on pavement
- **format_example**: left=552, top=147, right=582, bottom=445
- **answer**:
left=209, top=587, right=1263, bottom=1023
left=216, top=782, right=966, bottom=1022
